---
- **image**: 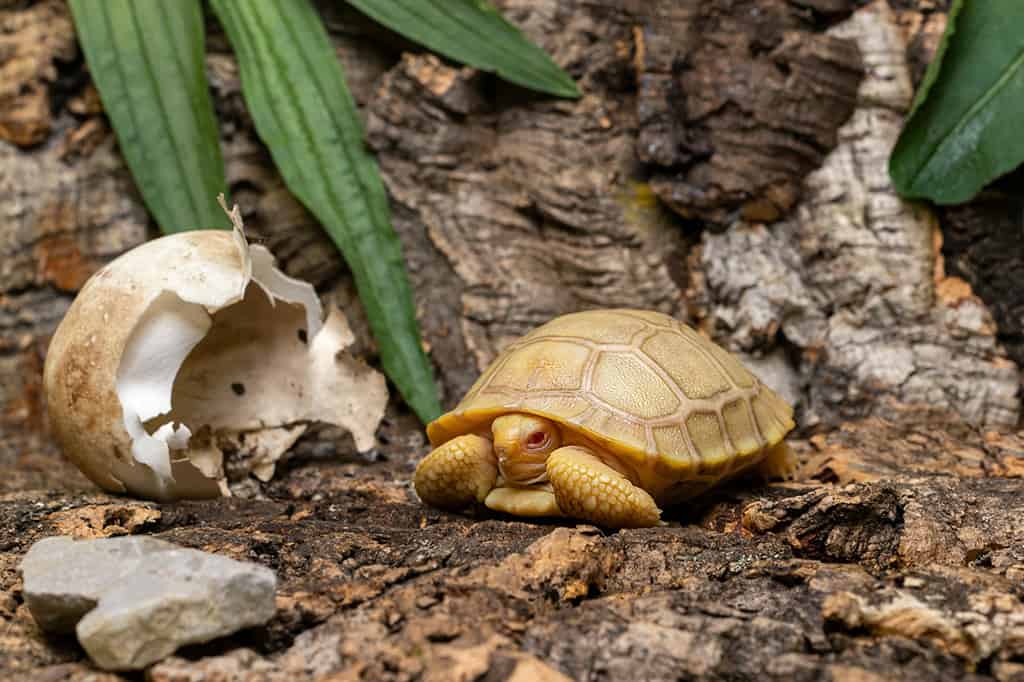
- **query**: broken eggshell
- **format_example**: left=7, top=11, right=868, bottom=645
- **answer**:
left=43, top=204, right=388, bottom=501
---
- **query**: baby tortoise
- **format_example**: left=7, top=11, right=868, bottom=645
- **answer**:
left=414, top=309, right=796, bottom=528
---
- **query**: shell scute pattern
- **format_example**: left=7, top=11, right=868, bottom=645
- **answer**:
left=591, top=352, right=680, bottom=419
left=490, top=339, right=591, bottom=392
left=641, top=331, right=734, bottom=400
left=533, top=312, right=648, bottom=344
left=439, top=310, right=793, bottom=480
left=722, top=400, right=761, bottom=455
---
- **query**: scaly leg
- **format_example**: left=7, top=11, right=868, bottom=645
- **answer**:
left=414, top=434, right=497, bottom=511
left=546, top=446, right=661, bottom=528
left=756, top=441, right=800, bottom=481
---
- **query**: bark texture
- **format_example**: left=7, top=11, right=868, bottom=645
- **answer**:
left=636, top=0, right=864, bottom=225
left=1, top=0, right=1023, bottom=679
left=688, top=1, right=1019, bottom=430
left=940, top=180, right=1024, bottom=372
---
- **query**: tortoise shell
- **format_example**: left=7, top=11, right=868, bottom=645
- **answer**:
left=427, top=309, right=795, bottom=502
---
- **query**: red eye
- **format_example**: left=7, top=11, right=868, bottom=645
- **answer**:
left=526, top=431, right=548, bottom=449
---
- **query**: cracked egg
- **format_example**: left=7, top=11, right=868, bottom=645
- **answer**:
left=43, top=201, right=388, bottom=501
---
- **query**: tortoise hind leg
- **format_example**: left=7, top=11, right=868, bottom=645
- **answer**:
left=546, top=446, right=661, bottom=528
left=414, top=434, right=498, bottom=510
left=756, top=441, right=799, bottom=481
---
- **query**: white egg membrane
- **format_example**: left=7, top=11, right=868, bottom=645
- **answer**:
left=112, top=215, right=386, bottom=500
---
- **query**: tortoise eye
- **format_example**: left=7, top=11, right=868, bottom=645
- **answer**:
left=525, top=431, right=549, bottom=449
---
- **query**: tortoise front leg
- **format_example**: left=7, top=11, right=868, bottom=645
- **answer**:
left=546, top=446, right=661, bottom=528
left=414, top=434, right=498, bottom=511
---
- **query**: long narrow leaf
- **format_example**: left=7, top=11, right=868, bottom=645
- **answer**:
left=889, top=0, right=1024, bottom=204
left=346, top=0, right=579, bottom=98
left=902, top=0, right=964, bottom=120
left=68, top=0, right=229, bottom=232
left=211, top=0, right=441, bottom=424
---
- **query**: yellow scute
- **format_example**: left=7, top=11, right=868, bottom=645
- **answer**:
left=576, top=410, right=647, bottom=453
left=529, top=310, right=648, bottom=344
left=519, top=393, right=593, bottom=422
left=722, top=399, right=762, bottom=454
left=591, top=351, right=680, bottom=419
left=686, top=412, right=727, bottom=464
left=641, top=331, right=732, bottom=400
left=488, top=340, right=590, bottom=391
left=703, top=341, right=755, bottom=389
left=652, top=425, right=693, bottom=468
left=752, top=393, right=786, bottom=443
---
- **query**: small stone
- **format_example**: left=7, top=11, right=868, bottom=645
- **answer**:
left=20, top=536, right=277, bottom=671
left=20, top=535, right=171, bottom=633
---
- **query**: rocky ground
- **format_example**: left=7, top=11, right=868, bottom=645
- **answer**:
left=3, top=414, right=1024, bottom=680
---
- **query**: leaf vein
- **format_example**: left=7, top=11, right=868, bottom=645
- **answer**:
left=909, top=48, right=1024, bottom=189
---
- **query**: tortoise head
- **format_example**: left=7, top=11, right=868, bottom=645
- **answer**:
left=491, top=413, right=561, bottom=486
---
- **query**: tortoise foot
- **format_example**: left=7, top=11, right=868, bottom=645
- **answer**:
left=485, top=485, right=562, bottom=517
left=547, top=446, right=661, bottom=528
left=414, top=434, right=497, bottom=511
left=757, top=441, right=799, bottom=481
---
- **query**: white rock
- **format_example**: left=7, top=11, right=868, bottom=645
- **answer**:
left=20, top=536, right=276, bottom=671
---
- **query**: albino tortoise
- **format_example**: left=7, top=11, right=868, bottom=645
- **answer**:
left=414, top=309, right=796, bottom=528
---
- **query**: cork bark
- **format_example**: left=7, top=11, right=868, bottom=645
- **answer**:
left=1, top=0, right=1022, bottom=679
left=636, top=0, right=864, bottom=225
left=687, top=1, right=1018, bottom=431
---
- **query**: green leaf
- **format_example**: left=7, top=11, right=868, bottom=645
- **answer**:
left=890, top=0, right=1024, bottom=204
left=345, top=0, right=579, bottom=98
left=211, top=0, right=441, bottom=424
left=68, top=0, right=229, bottom=233
left=903, top=0, right=964, bottom=120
